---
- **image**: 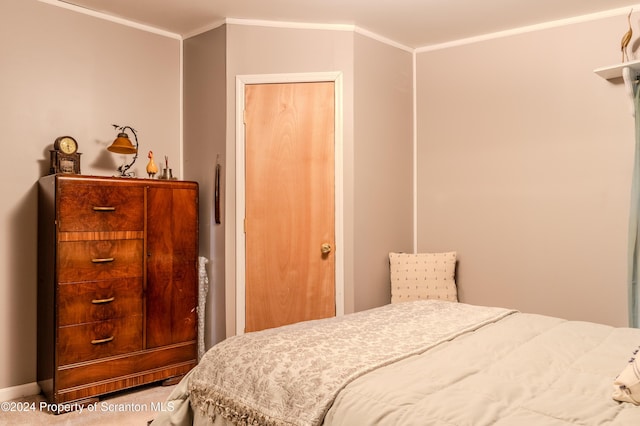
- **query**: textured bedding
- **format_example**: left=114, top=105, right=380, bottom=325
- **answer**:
left=324, top=312, right=640, bottom=425
left=151, top=301, right=640, bottom=426
left=189, top=301, right=514, bottom=426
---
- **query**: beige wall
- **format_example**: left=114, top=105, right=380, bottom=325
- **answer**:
left=183, top=26, right=227, bottom=347
left=416, top=16, right=633, bottom=326
left=214, top=24, right=415, bottom=336
left=1, top=1, right=180, bottom=393
left=223, top=24, right=356, bottom=336
left=353, top=34, right=414, bottom=311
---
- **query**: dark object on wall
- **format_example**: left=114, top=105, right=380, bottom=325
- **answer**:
left=215, top=159, right=221, bottom=224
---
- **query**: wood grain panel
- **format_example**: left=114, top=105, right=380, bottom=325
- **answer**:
left=57, top=278, right=143, bottom=326
left=57, top=180, right=144, bottom=232
left=55, top=342, right=196, bottom=403
left=58, top=231, right=143, bottom=242
left=244, top=82, right=335, bottom=332
left=56, top=342, right=196, bottom=389
left=57, top=316, right=143, bottom=365
left=57, top=239, right=143, bottom=283
left=146, top=185, right=198, bottom=348
left=55, top=363, right=195, bottom=404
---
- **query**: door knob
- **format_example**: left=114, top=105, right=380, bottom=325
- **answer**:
left=321, top=243, right=332, bottom=254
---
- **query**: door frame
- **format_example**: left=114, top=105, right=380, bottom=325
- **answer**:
left=235, top=72, right=345, bottom=335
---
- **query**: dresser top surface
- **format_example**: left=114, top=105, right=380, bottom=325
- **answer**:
left=40, top=174, right=198, bottom=189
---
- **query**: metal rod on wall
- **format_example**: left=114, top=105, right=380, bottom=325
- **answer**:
left=215, top=154, right=221, bottom=224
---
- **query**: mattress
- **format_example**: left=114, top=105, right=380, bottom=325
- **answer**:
left=150, top=301, right=640, bottom=426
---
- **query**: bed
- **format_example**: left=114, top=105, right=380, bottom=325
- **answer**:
left=150, top=299, right=640, bottom=426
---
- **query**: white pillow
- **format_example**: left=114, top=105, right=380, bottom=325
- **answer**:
left=613, top=346, right=640, bottom=405
left=389, top=252, right=457, bottom=303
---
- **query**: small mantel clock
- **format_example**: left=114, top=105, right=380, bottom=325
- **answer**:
left=49, top=136, right=81, bottom=174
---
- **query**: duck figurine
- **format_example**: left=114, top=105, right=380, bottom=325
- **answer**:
left=146, top=150, right=159, bottom=178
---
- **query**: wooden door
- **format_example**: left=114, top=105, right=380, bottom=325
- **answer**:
left=244, top=81, right=335, bottom=332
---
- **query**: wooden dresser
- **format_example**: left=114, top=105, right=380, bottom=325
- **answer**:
left=37, top=174, right=199, bottom=404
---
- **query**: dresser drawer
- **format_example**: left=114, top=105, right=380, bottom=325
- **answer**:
left=57, top=181, right=144, bottom=232
left=57, top=316, right=143, bottom=365
left=58, top=278, right=143, bottom=327
left=58, top=240, right=143, bottom=283
left=56, top=343, right=197, bottom=392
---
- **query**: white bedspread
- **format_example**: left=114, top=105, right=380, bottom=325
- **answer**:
left=151, top=302, right=640, bottom=426
left=324, top=312, right=640, bottom=425
left=188, top=301, right=515, bottom=426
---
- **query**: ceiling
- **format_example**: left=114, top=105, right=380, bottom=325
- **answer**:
left=59, top=0, right=640, bottom=48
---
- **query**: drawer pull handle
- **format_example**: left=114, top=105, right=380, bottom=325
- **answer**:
left=91, top=297, right=115, bottom=304
left=91, top=257, right=114, bottom=263
left=93, top=206, right=116, bottom=212
left=91, top=336, right=114, bottom=345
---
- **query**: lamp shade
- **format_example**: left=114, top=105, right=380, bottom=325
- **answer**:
left=108, top=133, right=138, bottom=154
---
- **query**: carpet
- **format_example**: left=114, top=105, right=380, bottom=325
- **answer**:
left=0, top=383, right=175, bottom=426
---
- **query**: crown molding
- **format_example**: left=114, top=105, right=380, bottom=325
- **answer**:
left=417, top=5, right=640, bottom=53
left=39, top=2, right=640, bottom=54
left=354, top=26, right=413, bottom=53
left=38, top=0, right=182, bottom=39
left=224, top=17, right=354, bottom=33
